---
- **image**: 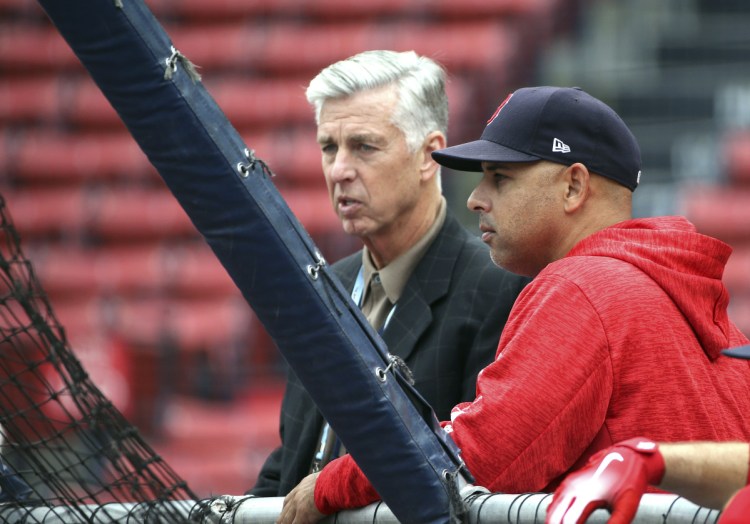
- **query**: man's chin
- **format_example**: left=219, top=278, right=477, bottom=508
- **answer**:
left=341, top=220, right=371, bottom=238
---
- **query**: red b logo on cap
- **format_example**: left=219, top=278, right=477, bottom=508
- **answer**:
left=487, top=92, right=514, bottom=125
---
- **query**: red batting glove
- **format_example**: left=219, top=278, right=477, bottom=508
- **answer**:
left=546, top=438, right=665, bottom=524
left=719, top=485, right=750, bottom=524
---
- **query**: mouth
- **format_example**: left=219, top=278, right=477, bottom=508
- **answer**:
left=478, top=223, right=496, bottom=243
left=337, top=196, right=363, bottom=215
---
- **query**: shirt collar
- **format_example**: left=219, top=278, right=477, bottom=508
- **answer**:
left=362, top=197, right=447, bottom=304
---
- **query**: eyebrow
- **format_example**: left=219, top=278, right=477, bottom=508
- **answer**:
left=349, top=133, right=386, bottom=146
left=316, top=133, right=386, bottom=146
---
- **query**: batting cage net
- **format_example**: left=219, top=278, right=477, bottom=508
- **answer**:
left=0, top=193, right=205, bottom=522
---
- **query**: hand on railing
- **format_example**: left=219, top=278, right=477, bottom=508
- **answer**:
left=545, top=438, right=665, bottom=524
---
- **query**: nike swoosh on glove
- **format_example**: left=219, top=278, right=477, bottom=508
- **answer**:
left=546, top=437, right=665, bottom=524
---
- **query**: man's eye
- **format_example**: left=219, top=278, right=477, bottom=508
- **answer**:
left=358, top=144, right=375, bottom=152
left=321, top=144, right=337, bottom=154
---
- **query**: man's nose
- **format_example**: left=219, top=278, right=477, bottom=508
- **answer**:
left=467, top=184, right=489, bottom=213
left=328, top=150, right=356, bottom=183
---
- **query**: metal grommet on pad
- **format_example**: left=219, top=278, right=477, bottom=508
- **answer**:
left=306, top=251, right=326, bottom=280
left=237, top=162, right=250, bottom=177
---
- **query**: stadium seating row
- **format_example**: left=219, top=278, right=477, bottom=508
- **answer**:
left=0, top=128, right=324, bottom=185
left=5, top=185, right=338, bottom=238
left=50, top=294, right=254, bottom=352
left=29, top=242, right=237, bottom=298
left=0, top=73, right=469, bottom=154
left=0, top=20, right=518, bottom=75
left=0, top=0, right=559, bottom=22
left=680, top=185, right=750, bottom=244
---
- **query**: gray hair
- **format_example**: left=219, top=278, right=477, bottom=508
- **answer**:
left=306, top=50, right=448, bottom=153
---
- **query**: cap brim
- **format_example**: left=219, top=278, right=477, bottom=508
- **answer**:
left=722, top=345, right=750, bottom=359
left=432, top=139, right=541, bottom=172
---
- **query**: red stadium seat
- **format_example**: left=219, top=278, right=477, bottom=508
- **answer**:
left=31, top=244, right=163, bottom=299
left=3, top=187, right=195, bottom=240
left=50, top=295, right=253, bottom=353
left=117, top=296, right=253, bottom=350
left=208, top=77, right=313, bottom=129
left=728, top=294, right=750, bottom=339
left=2, top=130, right=155, bottom=184
left=680, top=185, right=750, bottom=243
left=91, top=188, right=199, bottom=240
left=159, top=243, right=242, bottom=298
left=30, top=243, right=242, bottom=300
left=0, top=77, right=60, bottom=124
left=0, top=76, right=126, bottom=130
left=723, top=131, right=750, bottom=186
left=5, top=187, right=87, bottom=237
left=724, top=244, right=750, bottom=293
left=0, top=24, right=80, bottom=72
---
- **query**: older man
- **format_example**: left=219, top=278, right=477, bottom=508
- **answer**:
left=248, top=51, right=527, bottom=497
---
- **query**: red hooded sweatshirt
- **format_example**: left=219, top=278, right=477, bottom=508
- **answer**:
left=315, top=217, right=750, bottom=512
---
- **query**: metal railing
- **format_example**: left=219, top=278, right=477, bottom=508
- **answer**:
left=0, top=490, right=721, bottom=523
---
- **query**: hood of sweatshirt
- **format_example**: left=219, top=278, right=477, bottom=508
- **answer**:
left=567, top=216, right=733, bottom=360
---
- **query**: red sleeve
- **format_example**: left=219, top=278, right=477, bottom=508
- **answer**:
left=444, top=274, right=613, bottom=493
left=315, top=273, right=614, bottom=508
left=314, top=455, right=380, bottom=514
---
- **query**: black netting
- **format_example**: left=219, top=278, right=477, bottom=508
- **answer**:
left=0, top=194, right=204, bottom=522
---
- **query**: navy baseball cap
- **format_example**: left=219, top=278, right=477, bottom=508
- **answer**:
left=432, top=86, right=642, bottom=191
left=722, top=345, right=750, bottom=359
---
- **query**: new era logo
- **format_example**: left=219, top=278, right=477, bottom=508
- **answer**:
left=552, top=138, right=571, bottom=153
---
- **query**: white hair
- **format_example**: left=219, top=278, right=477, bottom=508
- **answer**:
left=305, top=50, right=448, bottom=154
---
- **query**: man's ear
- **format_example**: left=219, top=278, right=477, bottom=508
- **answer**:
left=563, top=163, right=591, bottom=213
left=420, top=131, right=446, bottom=181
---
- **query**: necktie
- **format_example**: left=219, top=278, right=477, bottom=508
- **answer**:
left=361, top=272, right=392, bottom=332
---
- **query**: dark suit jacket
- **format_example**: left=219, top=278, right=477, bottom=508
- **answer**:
left=249, top=210, right=528, bottom=496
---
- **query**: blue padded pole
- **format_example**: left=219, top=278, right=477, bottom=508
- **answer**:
left=35, top=1, right=471, bottom=522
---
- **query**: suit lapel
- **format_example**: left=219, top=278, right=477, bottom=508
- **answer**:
left=332, top=251, right=363, bottom=293
left=332, top=212, right=467, bottom=361
left=382, top=212, right=466, bottom=361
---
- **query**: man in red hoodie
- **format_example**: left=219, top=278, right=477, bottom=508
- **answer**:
left=277, top=86, right=750, bottom=523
